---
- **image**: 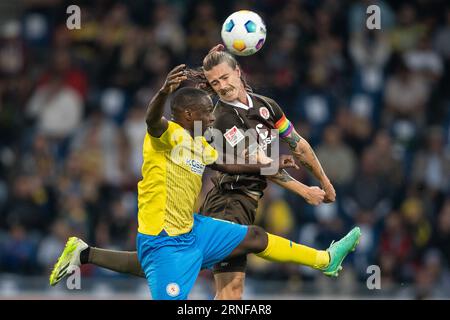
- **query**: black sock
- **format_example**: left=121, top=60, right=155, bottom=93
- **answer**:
left=79, top=247, right=90, bottom=264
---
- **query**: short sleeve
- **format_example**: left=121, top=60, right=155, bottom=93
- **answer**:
left=263, top=97, right=294, bottom=139
left=149, top=121, right=190, bottom=151
left=265, top=97, right=285, bottom=123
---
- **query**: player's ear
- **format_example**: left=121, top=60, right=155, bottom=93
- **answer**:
left=184, top=108, right=193, bottom=121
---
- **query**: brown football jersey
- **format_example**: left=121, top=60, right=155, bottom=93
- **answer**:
left=208, top=93, right=287, bottom=195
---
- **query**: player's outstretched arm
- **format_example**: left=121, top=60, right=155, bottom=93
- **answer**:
left=268, top=171, right=325, bottom=206
left=146, top=64, right=187, bottom=137
left=282, top=128, right=336, bottom=203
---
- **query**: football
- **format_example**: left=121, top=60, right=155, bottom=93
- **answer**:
left=221, top=10, right=267, bottom=56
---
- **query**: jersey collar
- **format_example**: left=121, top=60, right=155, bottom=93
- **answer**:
left=220, top=93, right=253, bottom=110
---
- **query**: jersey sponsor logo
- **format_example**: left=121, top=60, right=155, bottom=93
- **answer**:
left=224, top=126, right=245, bottom=147
left=166, top=283, right=180, bottom=297
left=256, top=123, right=277, bottom=150
left=259, top=107, right=270, bottom=120
left=185, top=158, right=206, bottom=175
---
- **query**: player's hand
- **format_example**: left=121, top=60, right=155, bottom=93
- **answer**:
left=304, top=186, right=325, bottom=206
left=161, top=64, right=187, bottom=94
left=278, top=155, right=299, bottom=170
left=321, top=179, right=336, bottom=203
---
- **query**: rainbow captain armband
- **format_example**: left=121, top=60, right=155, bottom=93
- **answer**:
left=274, top=115, right=294, bottom=138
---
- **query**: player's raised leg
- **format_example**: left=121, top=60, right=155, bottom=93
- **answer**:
left=230, top=225, right=361, bottom=277
left=195, top=213, right=361, bottom=278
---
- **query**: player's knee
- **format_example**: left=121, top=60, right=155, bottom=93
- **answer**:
left=226, top=289, right=243, bottom=300
left=245, top=226, right=268, bottom=253
left=216, top=277, right=244, bottom=300
left=216, top=288, right=243, bottom=300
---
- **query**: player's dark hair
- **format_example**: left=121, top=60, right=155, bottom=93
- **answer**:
left=185, top=50, right=253, bottom=96
left=170, top=87, right=210, bottom=115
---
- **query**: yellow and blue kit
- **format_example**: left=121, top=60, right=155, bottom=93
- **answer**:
left=136, top=121, right=248, bottom=299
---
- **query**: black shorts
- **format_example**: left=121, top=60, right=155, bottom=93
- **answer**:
left=199, top=186, right=259, bottom=274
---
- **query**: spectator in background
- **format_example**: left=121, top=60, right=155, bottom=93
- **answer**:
left=257, top=184, right=296, bottom=239
left=411, top=126, right=450, bottom=195
left=107, top=198, right=135, bottom=249
left=431, top=199, right=450, bottom=268
left=265, top=36, right=299, bottom=106
left=334, top=106, right=372, bottom=156
left=186, top=1, right=219, bottom=63
left=123, top=106, right=146, bottom=181
left=141, top=46, right=172, bottom=88
left=36, top=47, right=88, bottom=99
left=312, top=8, right=346, bottom=87
left=99, top=26, right=146, bottom=93
left=352, top=208, right=379, bottom=280
left=98, top=3, right=130, bottom=50
left=344, top=148, right=393, bottom=222
left=152, top=2, right=186, bottom=58
left=390, top=4, right=427, bottom=53
left=349, top=29, right=391, bottom=81
left=400, top=194, right=433, bottom=261
left=36, top=219, right=72, bottom=272
left=315, top=124, right=357, bottom=189
left=69, top=4, right=101, bottom=64
left=59, top=193, right=88, bottom=240
left=25, top=49, right=85, bottom=158
left=25, top=74, right=83, bottom=140
left=55, top=152, right=83, bottom=199
left=378, top=211, right=413, bottom=283
left=398, top=249, right=449, bottom=299
left=70, top=109, right=126, bottom=186
left=404, top=33, right=444, bottom=84
left=349, top=30, right=391, bottom=127
left=369, top=130, right=404, bottom=193
left=293, top=65, right=336, bottom=145
left=1, top=174, right=53, bottom=232
left=260, top=0, right=312, bottom=105
left=433, top=8, right=450, bottom=61
left=383, top=59, right=429, bottom=137
left=20, top=134, right=55, bottom=184
left=0, top=20, right=25, bottom=78
left=0, top=223, right=38, bottom=274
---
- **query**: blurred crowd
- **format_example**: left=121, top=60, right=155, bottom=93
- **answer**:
left=0, top=0, right=449, bottom=299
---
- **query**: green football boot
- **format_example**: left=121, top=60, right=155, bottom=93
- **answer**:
left=322, top=227, right=361, bottom=277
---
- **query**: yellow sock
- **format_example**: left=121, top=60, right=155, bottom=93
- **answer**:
left=256, top=233, right=330, bottom=269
